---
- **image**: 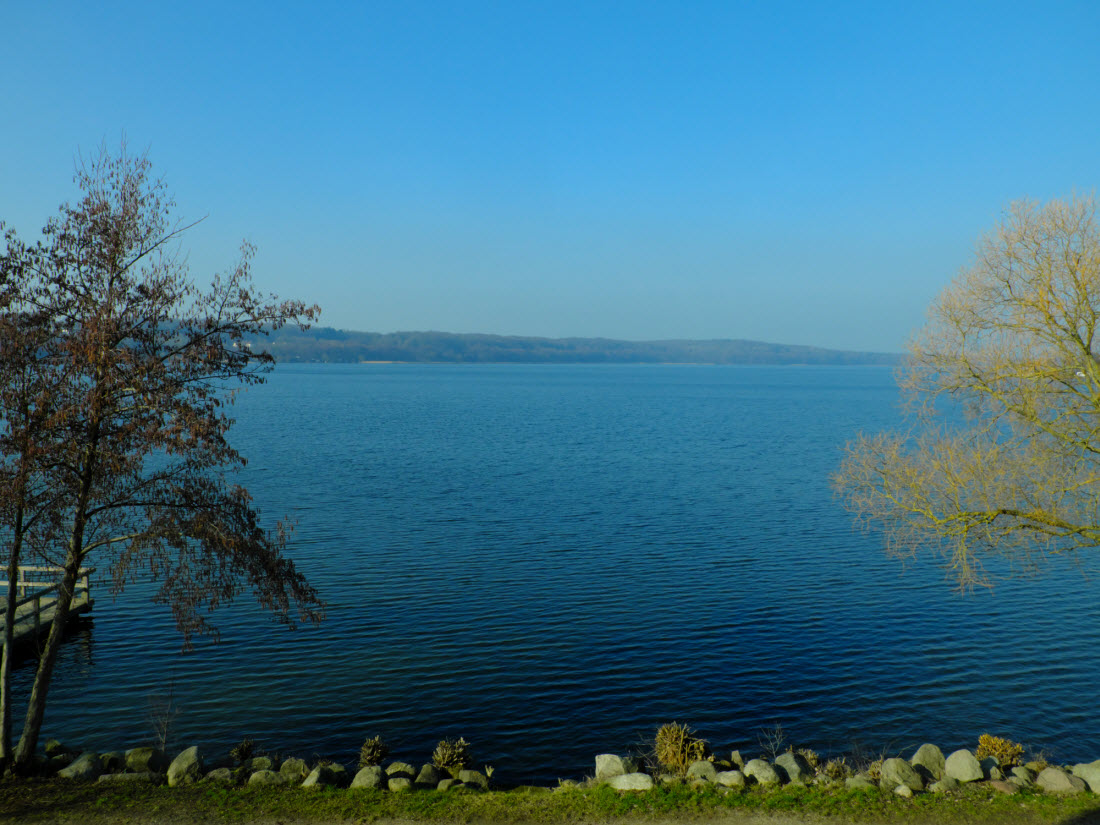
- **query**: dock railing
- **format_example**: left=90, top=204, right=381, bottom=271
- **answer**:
left=0, top=566, right=95, bottom=636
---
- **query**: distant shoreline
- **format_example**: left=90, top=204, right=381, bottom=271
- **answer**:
left=256, top=327, right=902, bottom=366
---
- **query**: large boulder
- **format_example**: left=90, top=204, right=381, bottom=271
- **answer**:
left=204, top=767, right=236, bottom=784
left=385, top=761, right=416, bottom=779
left=125, top=747, right=169, bottom=773
left=388, top=776, right=413, bottom=793
left=247, top=769, right=283, bottom=786
left=168, top=747, right=204, bottom=787
left=774, top=752, right=813, bottom=784
left=944, top=749, right=983, bottom=783
left=715, top=770, right=746, bottom=788
left=979, top=756, right=1002, bottom=780
left=280, top=757, right=309, bottom=782
left=686, top=760, right=717, bottom=783
left=416, top=763, right=445, bottom=786
left=1072, top=760, right=1100, bottom=792
left=351, top=765, right=386, bottom=790
left=100, top=752, right=125, bottom=773
left=742, top=759, right=781, bottom=786
left=457, top=769, right=488, bottom=789
left=910, top=744, right=945, bottom=780
left=245, top=755, right=276, bottom=773
left=595, top=754, right=638, bottom=782
left=1036, top=767, right=1086, bottom=794
left=302, top=764, right=348, bottom=789
left=44, top=739, right=70, bottom=757
left=881, top=758, right=923, bottom=791
left=607, top=773, right=654, bottom=791
left=58, top=752, right=102, bottom=781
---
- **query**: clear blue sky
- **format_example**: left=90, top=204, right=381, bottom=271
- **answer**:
left=4, top=1, right=1099, bottom=352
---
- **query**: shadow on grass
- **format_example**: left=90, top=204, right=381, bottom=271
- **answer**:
left=1059, top=809, right=1100, bottom=825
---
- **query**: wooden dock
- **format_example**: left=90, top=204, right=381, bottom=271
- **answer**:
left=0, top=566, right=94, bottom=651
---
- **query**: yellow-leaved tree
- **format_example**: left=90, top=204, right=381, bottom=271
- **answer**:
left=835, top=195, right=1100, bottom=587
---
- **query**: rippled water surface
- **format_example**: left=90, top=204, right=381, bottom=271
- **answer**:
left=17, top=364, right=1100, bottom=783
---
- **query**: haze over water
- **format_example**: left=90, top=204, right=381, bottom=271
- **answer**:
left=19, top=364, right=1100, bottom=785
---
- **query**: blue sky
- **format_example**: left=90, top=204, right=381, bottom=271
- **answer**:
left=4, top=1, right=1098, bottom=352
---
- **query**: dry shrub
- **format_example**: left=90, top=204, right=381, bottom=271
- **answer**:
left=821, top=757, right=851, bottom=781
left=654, top=722, right=708, bottom=775
left=975, top=734, right=1024, bottom=768
left=432, top=737, right=472, bottom=771
left=359, top=735, right=390, bottom=768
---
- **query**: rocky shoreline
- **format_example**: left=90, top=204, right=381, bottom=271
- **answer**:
left=26, top=737, right=1100, bottom=798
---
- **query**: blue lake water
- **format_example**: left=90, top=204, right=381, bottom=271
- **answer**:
left=16, top=363, right=1100, bottom=784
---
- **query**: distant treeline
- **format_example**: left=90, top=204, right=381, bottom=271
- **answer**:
left=253, top=327, right=901, bottom=365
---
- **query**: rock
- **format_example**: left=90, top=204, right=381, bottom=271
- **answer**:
left=44, top=739, right=70, bottom=757
left=658, top=774, right=682, bottom=786
left=49, top=753, right=75, bottom=772
left=457, top=769, right=488, bottom=790
left=979, top=756, right=1001, bottom=780
left=126, top=747, right=169, bottom=773
left=944, top=749, right=983, bottom=783
left=248, top=769, right=284, bottom=786
left=1072, top=760, right=1100, bottom=792
left=246, top=755, right=276, bottom=772
left=438, top=778, right=462, bottom=791
left=388, top=776, right=413, bottom=792
left=416, top=763, right=445, bottom=786
left=97, top=771, right=163, bottom=784
left=774, top=752, right=812, bottom=783
left=729, top=750, right=745, bottom=768
left=910, top=743, right=945, bottom=780
left=608, top=773, right=654, bottom=791
left=205, top=767, right=236, bottom=784
left=1025, top=760, right=1047, bottom=774
left=988, top=779, right=1019, bottom=794
left=686, top=760, right=717, bottom=782
left=715, top=770, right=746, bottom=788
left=881, top=758, right=924, bottom=791
left=168, top=747, right=204, bottom=787
left=303, top=764, right=346, bottom=789
left=595, top=754, right=638, bottom=782
left=894, top=784, right=913, bottom=798
left=99, top=751, right=125, bottom=772
left=1037, top=767, right=1085, bottom=794
left=1011, top=765, right=1034, bottom=783
left=845, top=776, right=877, bottom=790
left=280, top=757, right=309, bottom=781
left=351, top=765, right=386, bottom=790
left=386, top=761, right=416, bottom=778
left=58, top=752, right=102, bottom=781
left=929, top=776, right=960, bottom=793
left=742, top=759, right=781, bottom=786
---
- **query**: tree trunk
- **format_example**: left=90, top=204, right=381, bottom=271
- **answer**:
left=0, top=524, right=21, bottom=771
left=0, top=511, right=23, bottom=770
left=12, top=547, right=79, bottom=767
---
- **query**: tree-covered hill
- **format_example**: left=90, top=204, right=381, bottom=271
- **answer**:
left=254, top=327, right=900, bottom=365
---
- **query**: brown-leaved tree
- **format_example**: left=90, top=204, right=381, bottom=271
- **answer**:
left=0, top=143, right=324, bottom=769
left=836, top=195, right=1100, bottom=588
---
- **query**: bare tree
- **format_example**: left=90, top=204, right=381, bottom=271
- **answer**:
left=836, top=195, right=1100, bottom=588
left=0, top=143, right=324, bottom=769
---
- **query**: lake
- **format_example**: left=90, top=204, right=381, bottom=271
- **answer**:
left=16, top=363, right=1100, bottom=784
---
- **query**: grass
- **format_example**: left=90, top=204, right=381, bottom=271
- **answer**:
left=5, top=779, right=1100, bottom=825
